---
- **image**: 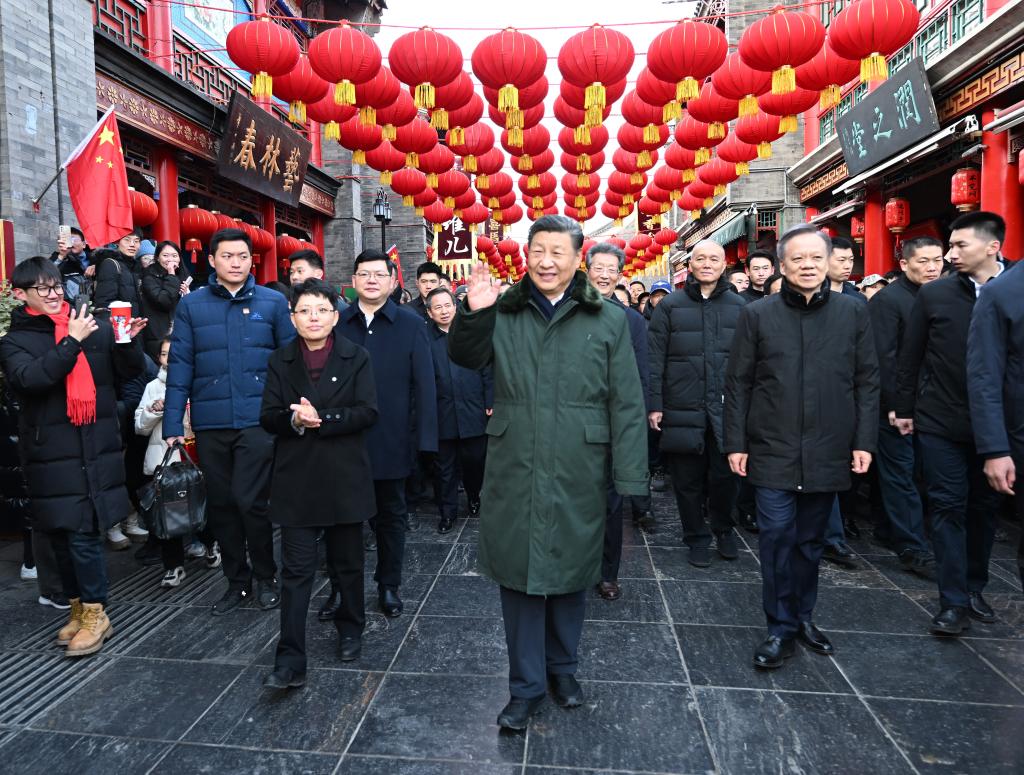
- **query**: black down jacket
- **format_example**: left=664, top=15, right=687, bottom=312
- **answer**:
left=92, top=249, right=141, bottom=315
left=648, top=275, right=747, bottom=454
left=139, top=264, right=185, bottom=360
left=0, top=306, right=144, bottom=532
left=0, top=386, right=30, bottom=533
left=724, top=279, right=880, bottom=493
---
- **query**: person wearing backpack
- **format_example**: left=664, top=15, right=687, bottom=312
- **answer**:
left=93, top=230, right=143, bottom=314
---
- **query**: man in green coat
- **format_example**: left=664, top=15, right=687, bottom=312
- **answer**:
left=448, top=215, right=648, bottom=731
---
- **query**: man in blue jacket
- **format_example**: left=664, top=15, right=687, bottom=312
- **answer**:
left=967, top=258, right=1023, bottom=591
left=338, top=249, right=437, bottom=617
left=164, top=228, right=295, bottom=615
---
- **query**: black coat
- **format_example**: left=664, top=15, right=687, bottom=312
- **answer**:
left=967, top=261, right=1024, bottom=460
left=0, top=306, right=144, bottom=532
left=894, top=262, right=1013, bottom=444
left=407, top=295, right=429, bottom=319
left=48, top=251, right=86, bottom=278
left=649, top=276, right=747, bottom=454
left=741, top=286, right=765, bottom=303
left=428, top=324, right=493, bottom=440
left=0, top=387, right=30, bottom=532
left=92, top=249, right=141, bottom=314
left=139, top=264, right=184, bottom=356
left=610, top=295, right=651, bottom=408
left=868, top=273, right=922, bottom=416
left=724, top=280, right=879, bottom=493
left=260, top=335, right=378, bottom=526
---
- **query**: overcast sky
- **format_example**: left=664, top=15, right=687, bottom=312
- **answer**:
left=372, top=0, right=699, bottom=239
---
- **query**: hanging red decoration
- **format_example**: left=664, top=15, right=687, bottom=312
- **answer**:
left=307, top=20, right=381, bottom=106
left=758, top=87, right=819, bottom=133
left=388, top=27, right=464, bottom=110
left=226, top=16, right=301, bottom=99
left=950, top=167, right=980, bottom=212
left=560, top=151, right=605, bottom=176
left=451, top=189, right=478, bottom=216
left=686, top=82, right=740, bottom=140
left=511, top=148, right=555, bottom=177
left=697, top=158, right=740, bottom=196
left=851, top=215, right=866, bottom=243
left=472, top=29, right=547, bottom=115
left=273, top=54, right=329, bottom=125
left=276, top=233, right=304, bottom=260
left=629, top=233, right=654, bottom=258
left=305, top=93, right=356, bottom=141
left=490, top=103, right=545, bottom=139
left=365, top=141, right=407, bottom=185
left=418, top=144, right=456, bottom=188
left=664, top=144, right=701, bottom=181
left=564, top=204, right=596, bottom=223
left=601, top=201, right=630, bottom=225
left=484, top=77, right=549, bottom=138
left=636, top=68, right=682, bottom=123
left=430, top=71, right=475, bottom=131
left=473, top=148, right=506, bottom=190
left=653, top=167, right=689, bottom=200
left=647, top=20, right=728, bottom=102
left=353, top=67, right=401, bottom=127
left=447, top=94, right=486, bottom=146
left=712, top=52, right=773, bottom=118
left=557, top=25, right=635, bottom=127
left=476, top=235, right=495, bottom=259
left=411, top=189, right=438, bottom=217
left=494, top=204, right=524, bottom=226
left=795, top=42, right=861, bottom=110
left=476, top=171, right=513, bottom=203
left=654, top=228, right=679, bottom=248
left=553, top=98, right=611, bottom=139
left=375, top=92, right=418, bottom=142
left=829, top=0, right=921, bottom=84
left=423, top=200, right=455, bottom=232
left=687, top=180, right=718, bottom=208
left=738, top=8, right=825, bottom=95
left=560, top=78, right=627, bottom=112
left=129, top=189, right=158, bottom=228
left=674, top=116, right=726, bottom=165
left=389, top=168, right=427, bottom=207
left=735, top=112, right=784, bottom=159
left=447, top=123, right=495, bottom=173
left=179, top=204, right=218, bottom=245
left=618, top=123, right=668, bottom=170
left=517, top=172, right=558, bottom=208
left=392, top=119, right=438, bottom=169
left=621, top=91, right=668, bottom=145
left=337, top=115, right=383, bottom=166
left=500, top=124, right=551, bottom=165
left=558, top=124, right=610, bottom=158
left=212, top=211, right=237, bottom=232
left=613, top=149, right=658, bottom=185
left=717, top=132, right=760, bottom=176
left=433, top=170, right=472, bottom=208
left=677, top=192, right=706, bottom=219
left=884, top=197, right=911, bottom=233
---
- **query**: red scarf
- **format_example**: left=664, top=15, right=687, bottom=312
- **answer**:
left=26, top=301, right=96, bottom=425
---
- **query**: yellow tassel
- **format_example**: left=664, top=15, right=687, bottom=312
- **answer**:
left=528, top=174, right=539, bottom=188
left=614, top=218, right=623, bottom=226
left=739, top=95, right=759, bottom=117
left=736, top=161, right=750, bottom=176
left=403, top=195, right=414, bottom=207
left=780, top=115, right=798, bottom=133
left=449, top=126, right=465, bottom=146
left=683, top=169, right=695, bottom=183
left=498, top=84, right=519, bottom=112
left=488, top=197, right=499, bottom=208
left=662, top=101, right=682, bottom=122
left=820, top=85, right=841, bottom=110
left=757, top=142, right=772, bottom=159
left=353, top=149, right=366, bottom=165
left=469, top=222, right=477, bottom=233
left=288, top=100, right=301, bottom=124
left=623, top=194, right=634, bottom=205
left=637, top=249, right=646, bottom=258
left=676, top=77, right=698, bottom=102
left=251, top=72, right=271, bottom=98
left=578, top=174, right=590, bottom=190
left=383, top=124, right=396, bottom=141
left=494, top=210, right=503, bottom=223
left=505, top=107, right=523, bottom=129
left=464, top=155, right=477, bottom=173
left=771, top=66, right=795, bottom=95
left=532, top=196, right=543, bottom=208
left=861, top=53, right=888, bottom=83
left=578, top=154, right=591, bottom=173
left=415, top=206, right=425, bottom=216
left=406, top=152, right=419, bottom=168
left=533, top=209, right=543, bottom=218
left=638, top=150, right=652, bottom=168
left=584, top=82, right=606, bottom=113
left=414, top=82, right=436, bottom=109
left=508, top=126, right=523, bottom=148
left=671, top=189, right=681, bottom=200
left=426, top=172, right=438, bottom=187
left=574, top=125, right=592, bottom=145
left=324, top=121, right=340, bottom=141
left=702, top=197, right=713, bottom=208
left=444, top=196, right=455, bottom=208
left=619, top=206, right=629, bottom=217
left=380, top=170, right=393, bottom=185
left=335, top=80, right=356, bottom=106
left=709, top=122, right=725, bottom=140
left=519, top=154, right=533, bottom=171
left=643, top=124, right=659, bottom=144
left=575, top=195, right=586, bottom=208
left=714, top=184, right=726, bottom=196
left=477, top=175, right=489, bottom=190
left=359, top=106, right=376, bottom=126
left=585, top=105, right=604, bottom=127
left=690, top=209, right=700, bottom=219
left=433, top=223, right=442, bottom=233
left=695, top=148, right=710, bottom=165
left=630, top=172, right=643, bottom=186
left=430, top=108, right=449, bottom=130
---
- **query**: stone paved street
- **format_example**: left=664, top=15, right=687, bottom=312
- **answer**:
left=0, top=487, right=1021, bottom=774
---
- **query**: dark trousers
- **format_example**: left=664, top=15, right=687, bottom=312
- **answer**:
left=916, top=433, right=1000, bottom=609
left=194, top=427, right=277, bottom=587
left=602, top=484, right=624, bottom=582
left=160, top=528, right=215, bottom=570
left=755, top=488, right=834, bottom=638
left=499, top=586, right=587, bottom=699
left=876, top=422, right=930, bottom=554
left=48, top=528, right=108, bottom=605
left=736, top=479, right=756, bottom=520
left=371, top=478, right=407, bottom=590
left=276, top=523, right=365, bottom=674
left=31, top=529, right=63, bottom=598
left=664, top=429, right=737, bottom=548
left=435, top=436, right=486, bottom=519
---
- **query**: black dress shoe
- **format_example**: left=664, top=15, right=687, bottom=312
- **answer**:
left=263, top=667, right=305, bottom=689
left=318, top=587, right=342, bottom=622
left=898, top=549, right=936, bottom=579
left=930, top=606, right=971, bottom=636
left=468, top=497, right=481, bottom=517
left=634, top=511, right=656, bottom=532
left=688, top=546, right=712, bottom=568
left=212, top=585, right=250, bottom=616
left=843, top=518, right=862, bottom=538
left=822, top=542, right=861, bottom=569
left=716, top=530, right=739, bottom=560
left=738, top=512, right=759, bottom=534
left=968, top=592, right=996, bottom=623
left=797, top=622, right=834, bottom=655
left=596, top=581, right=620, bottom=600
left=437, top=516, right=456, bottom=534
left=379, top=587, right=403, bottom=617
left=363, top=531, right=377, bottom=552
left=548, top=674, right=584, bottom=707
left=256, top=577, right=280, bottom=610
left=338, top=636, right=362, bottom=662
left=496, top=695, right=545, bottom=731
left=752, top=635, right=796, bottom=669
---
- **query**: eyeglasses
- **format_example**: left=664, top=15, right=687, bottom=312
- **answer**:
left=589, top=266, right=619, bottom=277
left=354, top=270, right=390, bottom=281
left=30, top=284, right=64, bottom=297
left=292, top=306, right=334, bottom=318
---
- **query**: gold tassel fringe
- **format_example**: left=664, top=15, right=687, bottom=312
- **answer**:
left=771, top=66, right=795, bottom=95
left=414, top=82, right=436, bottom=110
left=334, top=80, right=356, bottom=106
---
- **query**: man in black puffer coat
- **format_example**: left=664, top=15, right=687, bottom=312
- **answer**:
left=0, top=257, right=144, bottom=658
left=92, top=230, right=143, bottom=314
left=648, top=240, right=746, bottom=567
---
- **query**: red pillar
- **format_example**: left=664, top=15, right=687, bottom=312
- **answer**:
left=981, top=108, right=1024, bottom=259
left=863, top=187, right=894, bottom=275
left=311, top=216, right=324, bottom=255
left=146, top=0, right=175, bottom=74
left=258, top=198, right=277, bottom=284
left=152, top=146, right=180, bottom=244
left=310, top=121, right=322, bottom=167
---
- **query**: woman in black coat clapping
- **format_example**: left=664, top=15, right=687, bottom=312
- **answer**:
left=259, top=279, right=378, bottom=690
left=139, top=241, right=190, bottom=361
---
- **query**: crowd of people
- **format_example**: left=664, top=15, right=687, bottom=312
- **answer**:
left=0, top=210, right=1020, bottom=731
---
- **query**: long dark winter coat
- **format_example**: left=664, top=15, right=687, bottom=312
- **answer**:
left=139, top=264, right=186, bottom=359
left=92, top=248, right=141, bottom=314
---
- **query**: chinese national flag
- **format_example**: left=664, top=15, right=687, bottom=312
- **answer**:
left=64, top=107, right=133, bottom=247
left=387, top=244, right=404, bottom=288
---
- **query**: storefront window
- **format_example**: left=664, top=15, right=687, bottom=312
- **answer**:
left=837, top=93, right=853, bottom=119
left=853, top=83, right=869, bottom=104
left=757, top=210, right=778, bottom=232
left=820, top=111, right=836, bottom=141
left=952, top=0, right=984, bottom=43
left=889, top=43, right=913, bottom=75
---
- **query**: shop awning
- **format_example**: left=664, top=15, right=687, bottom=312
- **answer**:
left=809, top=197, right=864, bottom=225
left=707, top=212, right=747, bottom=246
left=834, top=115, right=979, bottom=195
left=983, top=101, right=1024, bottom=133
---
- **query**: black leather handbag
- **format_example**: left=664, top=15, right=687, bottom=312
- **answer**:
left=138, top=442, right=207, bottom=540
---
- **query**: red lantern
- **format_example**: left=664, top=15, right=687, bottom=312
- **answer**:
left=687, top=180, right=718, bottom=208
left=560, top=151, right=605, bottom=175
left=129, top=189, right=158, bottom=228
left=388, top=27, right=464, bottom=110
left=307, top=21, right=381, bottom=106
left=560, top=78, right=627, bottom=112
left=739, top=8, right=825, bottom=95
left=473, top=148, right=506, bottom=190
left=712, top=52, right=773, bottom=118
left=717, top=133, right=760, bottom=176
left=494, top=204, right=524, bottom=226
left=677, top=192, right=706, bottom=219
left=601, top=201, right=628, bottom=224
left=477, top=171, right=514, bottom=206
left=758, top=88, right=820, bottom=134
left=518, top=172, right=557, bottom=204
left=664, top=145, right=701, bottom=181
left=621, top=91, right=668, bottom=145
left=411, top=189, right=438, bottom=217
left=490, top=102, right=545, bottom=136
left=629, top=233, right=654, bottom=258
left=636, top=69, right=681, bottom=123
left=273, top=54, right=329, bottom=124
left=653, top=167, right=689, bottom=199
left=476, top=235, right=495, bottom=259
left=365, top=141, right=407, bottom=185
left=429, top=71, right=475, bottom=131
left=460, top=203, right=491, bottom=232
left=183, top=238, right=203, bottom=266
left=558, top=124, right=610, bottom=158
left=337, top=115, right=383, bottom=166
left=851, top=215, right=866, bottom=243
left=353, top=67, right=402, bottom=127
left=500, top=124, right=551, bottom=158
left=884, top=197, right=911, bottom=234
left=471, top=29, right=548, bottom=114
left=511, top=149, right=555, bottom=176
left=686, top=82, right=740, bottom=140
left=735, top=112, right=784, bottom=159
left=647, top=20, right=728, bottom=103
left=276, top=233, right=304, bottom=260
left=179, top=205, right=218, bottom=245
left=613, top=149, right=656, bottom=185
left=950, top=167, right=981, bottom=212
left=225, top=17, right=300, bottom=99
left=829, top=0, right=921, bottom=84
left=375, top=92, right=418, bottom=142
left=654, top=228, right=679, bottom=248
left=390, top=168, right=427, bottom=207
left=674, top=116, right=725, bottom=165
left=485, top=77, right=549, bottom=126
left=557, top=25, right=636, bottom=127
left=698, top=158, right=740, bottom=197
left=451, top=189, right=478, bottom=216
left=305, top=93, right=356, bottom=142
left=392, top=119, right=438, bottom=169
left=553, top=98, right=610, bottom=136
left=607, top=171, right=646, bottom=202
left=795, top=43, right=861, bottom=111
left=447, top=94, right=486, bottom=146
left=618, top=124, right=668, bottom=170
left=211, top=211, right=237, bottom=232
left=563, top=205, right=596, bottom=223
left=433, top=170, right=471, bottom=209
left=418, top=144, right=456, bottom=189
left=423, top=200, right=455, bottom=232
left=447, top=123, right=495, bottom=174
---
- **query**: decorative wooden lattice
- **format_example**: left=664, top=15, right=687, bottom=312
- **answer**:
left=93, top=0, right=148, bottom=55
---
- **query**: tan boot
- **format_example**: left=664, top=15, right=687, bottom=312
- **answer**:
left=56, top=597, right=83, bottom=646
left=64, top=602, right=113, bottom=657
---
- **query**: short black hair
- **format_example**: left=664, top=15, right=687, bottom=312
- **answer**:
left=527, top=214, right=584, bottom=251
left=728, top=265, right=748, bottom=276
left=209, top=227, right=252, bottom=257
left=118, top=228, right=144, bottom=242
left=949, top=210, right=1006, bottom=245
left=69, top=227, right=85, bottom=240
left=901, top=236, right=943, bottom=260
left=745, top=250, right=775, bottom=270
left=12, top=256, right=62, bottom=290
left=778, top=223, right=832, bottom=260
left=417, top=261, right=444, bottom=279
left=353, top=248, right=396, bottom=275
left=264, top=281, right=290, bottom=298
left=615, top=283, right=628, bottom=292
left=637, top=291, right=651, bottom=302
left=289, top=249, right=324, bottom=273
left=766, top=273, right=785, bottom=293
left=440, top=272, right=451, bottom=282
left=629, top=280, right=646, bottom=289
left=830, top=236, right=855, bottom=252
left=426, top=287, right=456, bottom=307
left=289, top=278, right=339, bottom=312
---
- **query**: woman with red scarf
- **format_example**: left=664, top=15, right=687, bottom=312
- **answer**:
left=1, top=256, right=145, bottom=657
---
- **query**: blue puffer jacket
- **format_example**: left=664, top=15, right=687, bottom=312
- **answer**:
left=163, top=274, right=295, bottom=437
